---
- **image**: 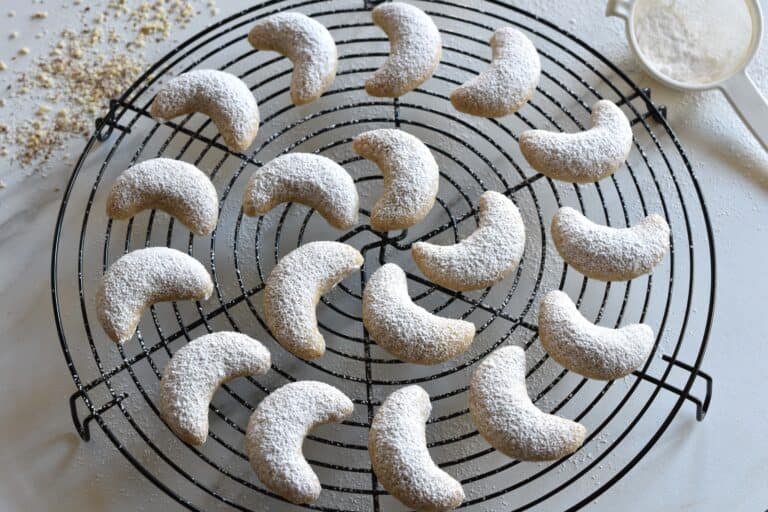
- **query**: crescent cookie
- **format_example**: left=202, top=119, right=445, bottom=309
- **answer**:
left=352, top=128, right=439, bottom=231
left=365, top=2, right=442, bottom=97
left=150, top=69, right=260, bottom=152
left=538, top=290, right=655, bottom=380
left=362, top=263, right=475, bottom=364
left=519, top=100, right=633, bottom=183
left=263, top=241, right=363, bottom=360
left=245, top=381, right=354, bottom=504
left=106, top=158, right=219, bottom=236
left=248, top=12, right=337, bottom=105
left=412, top=191, right=526, bottom=291
left=551, top=206, right=670, bottom=281
left=242, top=153, right=359, bottom=230
left=369, top=385, right=464, bottom=511
left=159, top=332, right=271, bottom=445
left=450, top=27, right=540, bottom=117
left=469, top=346, right=587, bottom=460
left=96, top=247, right=213, bottom=343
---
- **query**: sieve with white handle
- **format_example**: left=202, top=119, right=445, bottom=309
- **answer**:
left=607, top=0, right=767, bottom=150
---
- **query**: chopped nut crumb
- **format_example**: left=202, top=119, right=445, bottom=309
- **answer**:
left=0, top=99, right=6, bottom=107
left=10, top=31, right=19, bottom=40
left=19, top=47, right=30, bottom=56
left=0, top=61, right=6, bottom=71
left=32, top=11, right=49, bottom=19
left=8, top=10, right=16, bottom=18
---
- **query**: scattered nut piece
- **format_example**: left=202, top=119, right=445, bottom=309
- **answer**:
left=19, top=47, right=30, bottom=56
left=32, top=11, right=49, bottom=19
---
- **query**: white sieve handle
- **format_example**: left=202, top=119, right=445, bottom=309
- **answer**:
left=720, top=71, right=768, bottom=150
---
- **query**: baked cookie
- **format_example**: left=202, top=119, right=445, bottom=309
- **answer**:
left=263, top=241, right=363, bottom=360
left=538, top=290, right=655, bottom=380
left=365, top=2, right=441, bottom=97
left=352, top=128, right=439, bottom=231
left=159, top=332, right=271, bottom=445
left=96, top=247, right=213, bottom=343
left=248, top=12, right=337, bottom=105
left=362, top=263, right=475, bottom=364
left=246, top=381, right=353, bottom=504
left=150, top=69, right=260, bottom=152
left=519, top=100, right=633, bottom=183
left=369, top=385, right=464, bottom=511
left=551, top=206, right=670, bottom=281
left=469, top=345, right=587, bottom=460
left=242, top=153, right=358, bottom=230
left=107, top=158, right=218, bottom=236
left=412, top=191, right=525, bottom=291
left=451, top=27, right=540, bottom=117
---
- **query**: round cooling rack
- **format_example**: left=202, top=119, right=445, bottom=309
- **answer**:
left=51, top=1, right=715, bottom=510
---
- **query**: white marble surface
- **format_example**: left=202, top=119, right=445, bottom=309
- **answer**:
left=1, top=0, right=767, bottom=510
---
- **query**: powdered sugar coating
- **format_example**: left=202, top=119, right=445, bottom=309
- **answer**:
left=352, top=128, right=439, bottom=231
left=248, top=12, right=337, bottom=105
left=245, top=381, right=353, bottom=504
left=450, top=27, right=540, bottom=117
left=551, top=206, right=670, bottom=281
left=412, top=191, right=526, bottom=291
left=369, top=385, right=464, bottom=511
left=365, top=2, right=442, bottom=97
left=538, top=290, right=655, bottom=380
left=150, top=70, right=260, bottom=152
left=264, top=242, right=363, bottom=360
left=242, top=153, right=358, bottom=229
left=96, top=247, right=213, bottom=343
left=159, top=332, right=270, bottom=446
left=469, top=346, right=586, bottom=460
left=519, top=99, right=633, bottom=183
left=362, top=263, right=475, bottom=364
left=107, top=158, right=219, bottom=236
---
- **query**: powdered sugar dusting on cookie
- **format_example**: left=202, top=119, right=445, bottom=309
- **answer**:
left=365, top=2, right=442, bottom=97
left=369, top=385, right=464, bottom=510
left=245, top=381, right=353, bottom=504
left=451, top=27, right=540, bottom=117
left=150, top=69, right=259, bottom=152
left=107, top=158, right=219, bottom=236
left=551, top=206, right=670, bottom=281
left=412, top=190, right=526, bottom=291
left=469, top=345, right=587, bottom=460
left=538, top=290, right=655, bottom=380
left=96, top=247, right=213, bottom=343
left=243, top=153, right=358, bottom=229
left=362, top=263, right=475, bottom=364
left=160, top=332, right=270, bottom=445
left=519, top=99, right=633, bottom=183
left=352, top=128, right=439, bottom=231
left=248, top=12, right=337, bottom=105
left=263, top=241, right=363, bottom=360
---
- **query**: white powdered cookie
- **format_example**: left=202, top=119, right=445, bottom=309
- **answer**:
left=469, top=345, right=587, bottom=460
left=362, top=263, right=475, bottom=364
left=242, top=153, right=359, bottom=230
left=245, top=381, right=353, bottom=504
left=159, top=332, right=270, bottom=445
left=365, top=2, right=442, bottom=97
left=107, top=158, right=219, bottom=236
left=369, top=385, right=464, bottom=511
left=263, top=241, right=363, bottom=360
left=248, top=12, right=337, bottom=105
left=412, top=191, right=525, bottom=291
left=96, top=247, right=213, bottom=343
left=551, top=206, right=670, bottom=281
left=150, top=69, right=260, bottom=152
left=539, top=290, right=655, bottom=380
left=451, top=27, right=540, bottom=117
left=352, top=128, right=439, bottom=231
left=519, top=100, right=633, bottom=183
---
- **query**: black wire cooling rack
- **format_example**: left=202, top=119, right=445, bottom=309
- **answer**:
left=51, top=1, right=715, bottom=510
